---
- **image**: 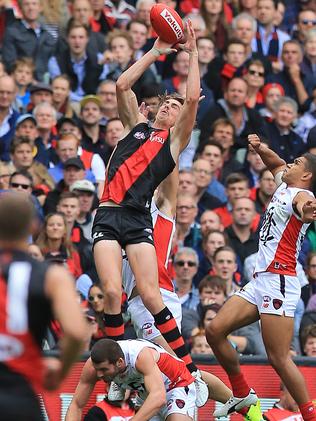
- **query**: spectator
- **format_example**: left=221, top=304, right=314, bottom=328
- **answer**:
left=173, top=247, right=200, bottom=311
left=87, top=283, right=106, bottom=339
left=9, top=136, right=54, bottom=190
left=200, top=210, right=224, bottom=236
left=214, top=172, right=253, bottom=228
left=249, top=168, right=277, bottom=214
left=225, top=197, right=259, bottom=266
left=69, top=0, right=107, bottom=53
left=33, top=102, right=58, bottom=166
left=301, top=252, right=316, bottom=307
left=197, top=36, right=215, bottom=78
left=0, top=1, right=15, bottom=52
left=204, top=38, right=247, bottom=100
left=191, top=329, right=213, bottom=354
left=96, top=80, right=119, bottom=125
left=56, top=190, right=94, bottom=274
left=200, top=0, right=229, bottom=51
left=199, top=77, right=268, bottom=150
left=251, top=0, right=290, bottom=65
left=195, top=229, right=228, bottom=285
left=139, top=83, right=163, bottom=122
left=104, top=117, right=124, bottom=163
left=104, top=0, right=136, bottom=28
left=198, top=140, right=227, bottom=202
left=212, top=246, right=242, bottom=296
left=266, top=97, right=306, bottom=162
left=11, top=57, right=34, bottom=112
left=294, top=9, right=316, bottom=44
left=2, top=0, right=55, bottom=80
left=127, top=19, right=149, bottom=60
left=36, top=211, right=82, bottom=278
left=0, top=75, right=20, bottom=162
left=175, top=193, right=201, bottom=250
left=264, top=383, right=301, bottom=421
left=301, top=28, right=316, bottom=80
left=198, top=275, right=227, bottom=307
left=239, top=0, right=257, bottom=18
left=295, top=85, right=316, bottom=142
left=178, top=169, right=198, bottom=196
left=301, top=324, right=316, bottom=356
left=48, top=20, right=108, bottom=102
left=80, top=94, right=109, bottom=163
left=90, top=0, right=115, bottom=35
left=243, top=59, right=266, bottom=110
left=244, top=147, right=266, bottom=187
left=192, top=158, right=224, bottom=219
left=268, top=40, right=314, bottom=107
left=44, top=157, right=86, bottom=214
left=0, top=161, right=14, bottom=190
left=135, top=0, right=154, bottom=29
left=51, top=75, right=76, bottom=120
left=208, top=118, right=244, bottom=182
left=259, top=82, right=285, bottom=121
left=28, top=82, right=53, bottom=111
left=70, top=179, right=96, bottom=243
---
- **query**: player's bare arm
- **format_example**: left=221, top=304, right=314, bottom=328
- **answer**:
left=131, top=348, right=167, bottom=421
left=171, top=20, right=200, bottom=159
left=65, top=358, right=98, bottom=421
left=116, top=38, right=176, bottom=131
left=293, top=192, right=316, bottom=223
left=44, top=265, right=88, bottom=389
left=248, top=134, right=286, bottom=177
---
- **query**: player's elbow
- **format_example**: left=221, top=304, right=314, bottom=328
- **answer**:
left=185, top=96, right=199, bottom=106
left=116, top=75, right=130, bottom=91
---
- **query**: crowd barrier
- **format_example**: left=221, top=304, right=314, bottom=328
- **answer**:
left=39, top=354, right=316, bottom=421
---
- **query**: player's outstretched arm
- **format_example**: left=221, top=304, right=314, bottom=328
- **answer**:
left=293, top=193, right=316, bottom=223
left=65, top=358, right=98, bottom=421
left=44, top=265, right=88, bottom=389
left=248, top=134, right=286, bottom=177
left=171, top=20, right=200, bottom=158
left=131, top=348, right=167, bottom=421
left=116, top=38, right=176, bottom=131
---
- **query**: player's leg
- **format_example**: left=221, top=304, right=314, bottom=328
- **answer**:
left=94, top=240, right=124, bottom=340
left=163, top=384, right=196, bottom=421
left=206, top=294, right=259, bottom=416
left=261, top=314, right=316, bottom=421
left=201, top=371, right=232, bottom=403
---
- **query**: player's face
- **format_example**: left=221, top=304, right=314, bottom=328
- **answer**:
left=93, top=359, right=124, bottom=382
left=281, top=157, right=309, bottom=185
left=155, top=99, right=183, bottom=128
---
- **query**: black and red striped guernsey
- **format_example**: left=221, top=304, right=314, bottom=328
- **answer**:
left=0, top=250, right=52, bottom=391
left=100, top=122, right=176, bottom=212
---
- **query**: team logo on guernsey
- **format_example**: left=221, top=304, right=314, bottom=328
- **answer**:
left=176, top=399, right=185, bottom=409
left=0, top=334, right=23, bottom=360
left=273, top=299, right=283, bottom=310
left=149, top=132, right=165, bottom=144
left=134, top=131, right=145, bottom=140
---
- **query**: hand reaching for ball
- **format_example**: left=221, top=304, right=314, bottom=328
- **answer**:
left=178, top=20, right=198, bottom=55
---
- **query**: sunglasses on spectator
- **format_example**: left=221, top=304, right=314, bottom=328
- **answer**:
left=300, top=19, right=316, bottom=25
left=10, top=182, right=31, bottom=190
left=88, top=294, right=104, bottom=302
left=248, top=69, right=264, bottom=77
left=175, top=260, right=197, bottom=267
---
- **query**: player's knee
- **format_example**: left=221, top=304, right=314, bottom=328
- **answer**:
left=206, top=319, right=223, bottom=343
left=266, top=350, right=288, bottom=370
left=102, top=285, right=122, bottom=304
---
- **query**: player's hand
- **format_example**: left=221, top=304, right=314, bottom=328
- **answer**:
left=139, top=101, right=150, bottom=119
left=302, top=200, right=316, bottom=222
left=248, top=134, right=261, bottom=151
left=153, top=37, right=177, bottom=55
left=178, top=20, right=198, bottom=55
left=43, top=357, right=63, bottom=391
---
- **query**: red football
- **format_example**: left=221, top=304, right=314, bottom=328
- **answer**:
left=150, top=4, right=184, bottom=44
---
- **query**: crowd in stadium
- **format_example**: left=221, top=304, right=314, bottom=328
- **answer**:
left=1, top=0, right=316, bottom=360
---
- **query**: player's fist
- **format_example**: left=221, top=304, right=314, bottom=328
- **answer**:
left=248, top=134, right=261, bottom=151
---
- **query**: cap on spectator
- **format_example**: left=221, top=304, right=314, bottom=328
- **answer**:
left=80, top=95, right=102, bottom=110
left=64, top=157, right=85, bottom=170
left=70, top=179, right=95, bottom=193
left=262, top=83, right=285, bottom=102
left=15, top=113, right=36, bottom=127
left=30, top=83, right=53, bottom=94
left=57, top=116, right=79, bottom=131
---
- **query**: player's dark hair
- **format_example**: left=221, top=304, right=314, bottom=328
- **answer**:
left=91, top=339, right=124, bottom=364
left=303, top=153, right=316, bottom=193
left=158, top=92, right=185, bottom=107
left=0, top=192, right=34, bottom=241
